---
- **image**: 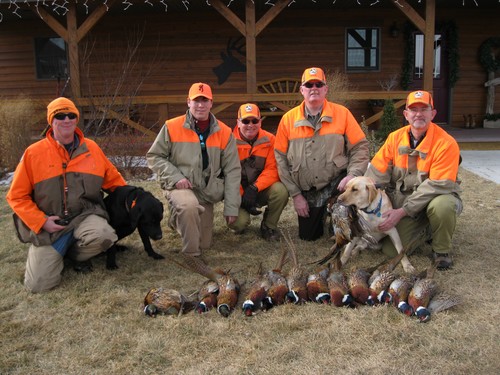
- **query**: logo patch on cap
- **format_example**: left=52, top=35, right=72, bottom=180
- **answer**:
left=244, top=105, right=253, bottom=113
left=414, top=91, right=424, bottom=99
left=309, top=68, right=318, bottom=76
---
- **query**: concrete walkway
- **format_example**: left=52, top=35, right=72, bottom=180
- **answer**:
left=460, top=150, right=500, bottom=184
left=443, top=126, right=500, bottom=184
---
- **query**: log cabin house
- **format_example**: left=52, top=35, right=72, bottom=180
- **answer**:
left=0, top=0, right=499, bottom=144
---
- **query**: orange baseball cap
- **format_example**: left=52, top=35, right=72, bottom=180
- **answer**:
left=301, top=67, right=326, bottom=84
left=406, top=90, right=434, bottom=109
left=188, top=82, right=213, bottom=100
left=238, top=103, right=261, bottom=120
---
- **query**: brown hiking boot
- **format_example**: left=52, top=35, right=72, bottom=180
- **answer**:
left=432, top=251, right=453, bottom=270
left=260, top=223, right=280, bottom=242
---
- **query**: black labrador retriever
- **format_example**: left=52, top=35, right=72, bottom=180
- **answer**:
left=104, top=185, right=165, bottom=269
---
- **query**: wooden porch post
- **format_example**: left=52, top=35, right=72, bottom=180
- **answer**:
left=393, top=0, right=435, bottom=93
left=67, top=3, right=81, bottom=97
left=423, top=0, right=436, bottom=92
left=245, top=0, right=257, bottom=93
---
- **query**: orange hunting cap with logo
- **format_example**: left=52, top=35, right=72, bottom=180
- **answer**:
left=47, top=97, right=80, bottom=125
left=301, top=67, right=326, bottom=84
left=188, top=82, right=213, bottom=100
left=238, top=103, right=261, bottom=120
left=406, top=90, right=434, bottom=109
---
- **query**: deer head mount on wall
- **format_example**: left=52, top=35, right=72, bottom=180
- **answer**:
left=213, top=36, right=246, bottom=85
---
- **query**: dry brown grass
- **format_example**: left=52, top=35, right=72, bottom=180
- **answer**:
left=1, top=168, right=499, bottom=374
left=0, top=95, right=37, bottom=174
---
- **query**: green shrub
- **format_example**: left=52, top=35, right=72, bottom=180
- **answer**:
left=375, top=99, right=401, bottom=142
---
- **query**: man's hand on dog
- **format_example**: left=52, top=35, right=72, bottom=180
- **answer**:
left=175, top=178, right=193, bottom=189
left=379, top=208, right=407, bottom=232
left=337, top=174, right=355, bottom=192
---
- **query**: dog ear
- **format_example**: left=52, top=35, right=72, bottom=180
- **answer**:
left=367, top=183, right=377, bottom=203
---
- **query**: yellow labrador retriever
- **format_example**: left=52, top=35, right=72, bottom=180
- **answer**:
left=337, top=176, right=415, bottom=273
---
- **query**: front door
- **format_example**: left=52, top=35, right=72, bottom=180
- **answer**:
left=410, top=33, right=449, bottom=124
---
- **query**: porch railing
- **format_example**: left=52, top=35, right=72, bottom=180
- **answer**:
left=13, top=91, right=409, bottom=140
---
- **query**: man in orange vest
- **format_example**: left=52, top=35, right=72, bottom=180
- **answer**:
left=229, top=103, right=289, bottom=241
left=147, top=83, right=241, bottom=259
left=275, top=67, right=369, bottom=241
left=6, top=97, right=127, bottom=292
left=365, top=90, right=462, bottom=270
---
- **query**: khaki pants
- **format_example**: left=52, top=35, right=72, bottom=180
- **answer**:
left=166, top=189, right=214, bottom=257
left=24, top=215, right=117, bottom=293
left=381, top=194, right=463, bottom=256
left=229, top=181, right=289, bottom=233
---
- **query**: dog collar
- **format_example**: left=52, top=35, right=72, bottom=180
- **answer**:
left=362, top=195, right=382, bottom=217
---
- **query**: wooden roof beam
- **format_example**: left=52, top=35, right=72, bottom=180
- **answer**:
left=392, top=0, right=425, bottom=33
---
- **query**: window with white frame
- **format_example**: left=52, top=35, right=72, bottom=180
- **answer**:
left=414, top=33, right=442, bottom=79
left=34, top=37, right=68, bottom=80
left=346, top=28, right=380, bottom=71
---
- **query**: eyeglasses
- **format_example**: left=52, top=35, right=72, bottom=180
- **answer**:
left=241, top=118, right=260, bottom=125
left=54, top=113, right=77, bottom=120
left=303, top=82, right=325, bottom=89
left=406, top=107, right=432, bottom=114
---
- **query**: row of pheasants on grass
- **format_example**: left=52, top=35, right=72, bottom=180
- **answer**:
left=143, top=232, right=459, bottom=323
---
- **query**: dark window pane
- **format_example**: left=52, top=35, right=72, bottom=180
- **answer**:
left=346, top=28, right=379, bottom=71
left=34, top=37, right=67, bottom=79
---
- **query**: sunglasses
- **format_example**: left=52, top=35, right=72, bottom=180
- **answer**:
left=54, top=113, right=77, bottom=120
left=303, top=82, right=325, bottom=89
left=241, top=118, right=260, bottom=125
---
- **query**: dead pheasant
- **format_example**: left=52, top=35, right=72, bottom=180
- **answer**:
left=242, top=263, right=273, bottom=316
left=282, top=230, right=308, bottom=304
left=388, top=274, right=417, bottom=316
left=172, top=254, right=240, bottom=318
left=427, top=292, right=460, bottom=315
left=314, top=202, right=375, bottom=266
left=263, top=243, right=289, bottom=308
left=347, top=268, right=371, bottom=305
left=195, top=279, right=219, bottom=314
left=366, top=250, right=407, bottom=306
left=306, top=264, right=331, bottom=304
left=407, top=264, right=439, bottom=323
left=327, top=253, right=354, bottom=308
left=143, top=287, right=195, bottom=317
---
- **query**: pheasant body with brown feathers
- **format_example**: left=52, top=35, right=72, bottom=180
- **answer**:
left=315, top=202, right=376, bottom=266
left=242, top=264, right=273, bottom=316
left=195, top=279, right=219, bottom=314
left=389, top=275, right=416, bottom=316
left=171, top=254, right=240, bottom=318
left=282, top=230, right=308, bottom=304
left=347, top=268, right=370, bottom=305
left=143, top=288, right=195, bottom=317
left=408, top=265, right=438, bottom=322
left=307, top=265, right=331, bottom=304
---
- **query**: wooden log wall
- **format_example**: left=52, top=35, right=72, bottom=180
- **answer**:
left=0, top=5, right=498, bottom=134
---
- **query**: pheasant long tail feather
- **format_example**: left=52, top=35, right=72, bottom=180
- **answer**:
left=281, top=228, right=298, bottom=267
left=169, top=253, right=220, bottom=282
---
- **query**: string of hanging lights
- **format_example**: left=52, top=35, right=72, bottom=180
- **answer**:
left=0, top=0, right=492, bottom=23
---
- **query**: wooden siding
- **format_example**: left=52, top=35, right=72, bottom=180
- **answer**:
left=0, top=5, right=499, bottom=134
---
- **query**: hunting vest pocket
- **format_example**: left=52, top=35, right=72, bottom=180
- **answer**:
left=13, top=214, right=52, bottom=246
